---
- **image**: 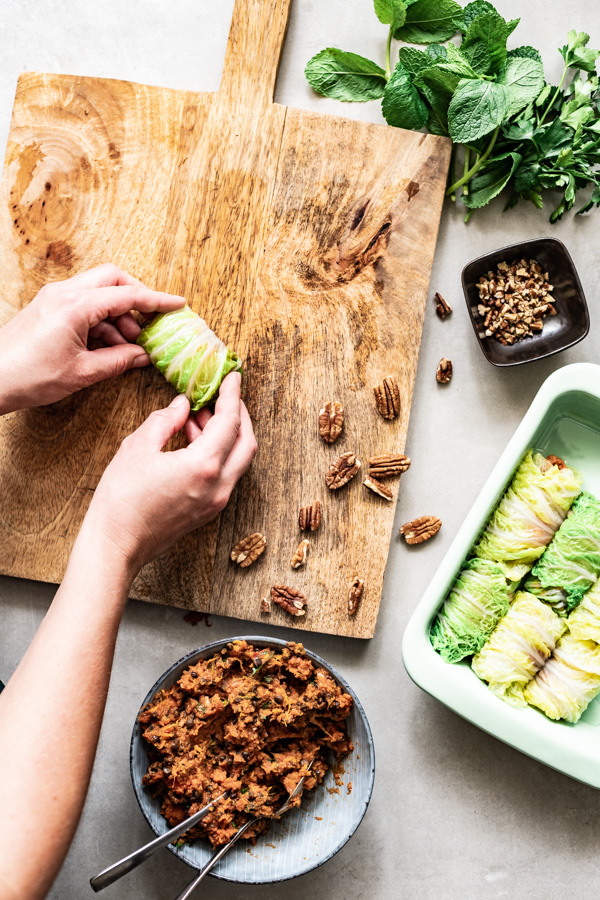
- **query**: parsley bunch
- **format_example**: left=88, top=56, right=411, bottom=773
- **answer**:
left=305, top=0, right=600, bottom=222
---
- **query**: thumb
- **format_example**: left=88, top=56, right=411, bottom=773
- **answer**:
left=131, top=394, right=191, bottom=450
left=85, top=343, right=150, bottom=382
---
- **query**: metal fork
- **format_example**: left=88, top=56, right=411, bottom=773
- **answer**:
left=173, top=761, right=314, bottom=900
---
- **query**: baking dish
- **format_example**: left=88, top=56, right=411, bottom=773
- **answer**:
left=403, top=363, right=600, bottom=787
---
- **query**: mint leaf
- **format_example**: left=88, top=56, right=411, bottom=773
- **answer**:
left=305, top=49, right=387, bottom=101
left=448, top=79, right=510, bottom=141
left=500, top=56, right=545, bottom=116
left=398, top=47, right=433, bottom=75
left=503, top=119, right=535, bottom=142
left=460, top=1, right=496, bottom=33
left=463, top=151, right=522, bottom=208
left=508, top=46, right=543, bottom=64
left=461, top=11, right=512, bottom=75
left=374, top=0, right=407, bottom=36
left=395, top=0, right=463, bottom=44
left=426, top=43, right=448, bottom=61
left=416, top=56, right=480, bottom=100
left=382, top=62, right=429, bottom=130
left=560, top=31, right=600, bottom=73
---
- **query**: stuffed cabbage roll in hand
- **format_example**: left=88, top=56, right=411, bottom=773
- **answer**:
left=523, top=634, right=600, bottom=723
left=473, top=451, right=582, bottom=582
left=565, top=577, right=600, bottom=643
left=523, top=492, right=600, bottom=615
left=137, top=307, right=242, bottom=410
left=472, top=592, right=566, bottom=708
left=429, top=559, right=512, bottom=664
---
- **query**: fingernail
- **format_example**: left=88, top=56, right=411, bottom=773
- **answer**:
left=170, top=394, right=189, bottom=408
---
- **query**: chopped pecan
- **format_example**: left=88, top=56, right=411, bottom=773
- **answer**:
left=260, top=597, right=271, bottom=614
left=363, top=475, right=393, bottom=500
left=230, top=532, right=266, bottom=567
left=374, top=376, right=400, bottom=420
left=291, top=539, right=309, bottom=569
left=347, top=577, right=364, bottom=616
left=319, top=401, right=344, bottom=444
left=271, top=585, right=307, bottom=617
left=298, top=501, right=322, bottom=532
left=368, top=454, right=411, bottom=478
left=436, top=358, right=452, bottom=384
left=400, top=515, right=441, bottom=545
left=434, top=292, right=452, bottom=319
left=325, top=452, right=361, bottom=490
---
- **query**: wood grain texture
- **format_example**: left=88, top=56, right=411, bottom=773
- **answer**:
left=0, top=0, right=451, bottom=638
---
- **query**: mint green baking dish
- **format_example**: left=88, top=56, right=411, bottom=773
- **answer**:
left=402, top=363, right=600, bottom=788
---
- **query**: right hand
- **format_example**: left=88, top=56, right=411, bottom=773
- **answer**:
left=85, top=372, right=257, bottom=573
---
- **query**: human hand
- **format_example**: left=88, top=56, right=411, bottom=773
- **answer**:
left=84, top=372, right=257, bottom=574
left=0, top=263, right=185, bottom=414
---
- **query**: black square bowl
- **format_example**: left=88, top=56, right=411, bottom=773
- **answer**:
left=462, top=237, right=590, bottom=367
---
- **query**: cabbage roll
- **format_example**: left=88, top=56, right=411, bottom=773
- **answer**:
left=472, top=592, right=566, bottom=708
left=565, top=577, right=600, bottom=643
left=473, top=451, right=582, bottom=582
left=523, top=634, right=600, bottom=723
left=137, top=307, right=242, bottom=410
left=429, top=559, right=512, bottom=664
left=524, top=492, right=600, bottom=615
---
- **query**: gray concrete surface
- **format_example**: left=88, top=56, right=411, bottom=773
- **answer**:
left=2, top=1, right=600, bottom=898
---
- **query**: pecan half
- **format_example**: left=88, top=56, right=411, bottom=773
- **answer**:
left=260, top=597, right=271, bottom=614
left=363, top=475, right=393, bottom=500
left=374, top=376, right=400, bottom=420
left=434, top=292, right=452, bottom=319
left=271, top=585, right=307, bottom=617
left=436, top=358, right=452, bottom=384
left=400, top=515, right=441, bottom=545
left=326, top=452, right=361, bottom=490
left=347, top=577, right=364, bottom=617
left=298, top=501, right=322, bottom=532
left=230, top=532, right=266, bottom=567
left=368, top=454, right=411, bottom=478
left=291, top=539, right=309, bottom=569
left=319, top=401, right=344, bottom=444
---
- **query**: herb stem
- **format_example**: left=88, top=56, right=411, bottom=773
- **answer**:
left=385, top=27, right=393, bottom=81
left=539, top=64, right=568, bottom=127
left=448, top=145, right=457, bottom=202
left=446, top=127, right=500, bottom=196
left=462, top=147, right=471, bottom=197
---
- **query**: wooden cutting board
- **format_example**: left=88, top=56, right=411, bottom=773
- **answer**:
left=0, top=0, right=450, bottom=638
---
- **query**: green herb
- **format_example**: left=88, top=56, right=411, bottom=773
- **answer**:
left=241, top=786, right=249, bottom=794
left=305, top=3, right=600, bottom=221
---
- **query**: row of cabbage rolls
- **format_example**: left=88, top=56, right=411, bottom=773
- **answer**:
left=430, top=450, right=600, bottom=723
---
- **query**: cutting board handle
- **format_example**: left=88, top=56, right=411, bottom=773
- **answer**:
left=219, top=0, right=292, bottom=105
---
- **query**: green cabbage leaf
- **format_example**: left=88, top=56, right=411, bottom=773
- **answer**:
left=473, top=451, right=582, bottom=581
left=523, top=634, right=600, bottom=723
left=472, top=591, right=566, bottom=707
left=137, top=307, right=242, bottom=411
left=567, top=577, right=600, bottom=643
left=430, top=558, right=512, bottom=663
left=524, top=491, right=600, bottom=615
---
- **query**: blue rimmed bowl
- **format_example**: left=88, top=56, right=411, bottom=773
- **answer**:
left=130, top=636, right=375, bottom=883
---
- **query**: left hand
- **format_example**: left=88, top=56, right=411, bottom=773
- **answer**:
left=0, top=263, right=185, bottom=414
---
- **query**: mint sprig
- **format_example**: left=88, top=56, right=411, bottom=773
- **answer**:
left=304, top=2, right=600, bottom=222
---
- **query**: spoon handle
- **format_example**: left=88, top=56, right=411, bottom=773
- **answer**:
left=90, top=793, right=227, bottom=892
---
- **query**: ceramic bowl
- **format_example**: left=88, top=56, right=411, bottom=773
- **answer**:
left=403, top=364, right=600, bottom=788
left=130, top=636, right=375, bottom=883
left=462, top=237, right=589, bottom=366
